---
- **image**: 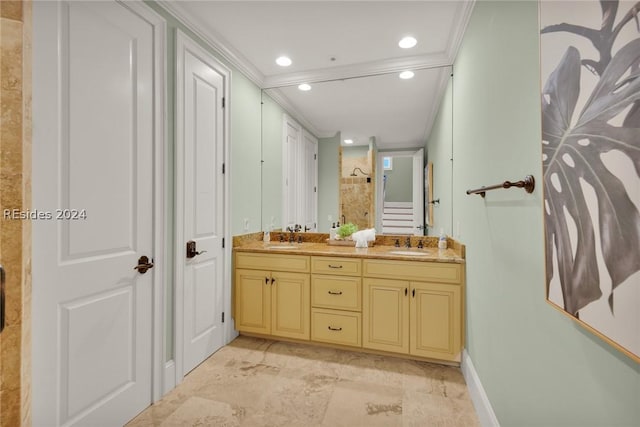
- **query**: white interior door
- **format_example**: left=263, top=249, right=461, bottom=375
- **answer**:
left=412, top=148, right=425, bottom=236
left=32, top=2, right=161, bottom=425
left=283, top=116, right=301, bottom=230
left=302, top=130, right=318, bottom=232
left=176, top=31, right=227, bottom=376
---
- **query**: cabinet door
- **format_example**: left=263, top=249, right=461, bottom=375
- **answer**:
left=362, top=278, right=409, bottom=354
left=235, top=269, right=271, bottom=334
left=271, top=271, right=310, bottom=340
left=410, top=282, right=462, bottom=361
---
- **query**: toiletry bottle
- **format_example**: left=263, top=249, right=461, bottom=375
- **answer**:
left=438, top=229, right=447, bottom=250
left=329, top=223, right=337, bottom=240
left=263, top=228, right=270, bottom=244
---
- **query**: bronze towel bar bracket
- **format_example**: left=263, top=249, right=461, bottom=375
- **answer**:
left=466, top=175, right=535, bottom=198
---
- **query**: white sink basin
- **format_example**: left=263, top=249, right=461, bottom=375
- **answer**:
left=389, top=250, right=431, bottom=256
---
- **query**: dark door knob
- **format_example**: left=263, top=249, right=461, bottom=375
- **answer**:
left=134, top=256, right=154, bottom=274
left=186, top=240, right=207, bottom=259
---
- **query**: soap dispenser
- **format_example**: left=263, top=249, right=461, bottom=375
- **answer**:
left=438, top=228, right=447, bottom=250
left=329, top=223, right=337, bottom=240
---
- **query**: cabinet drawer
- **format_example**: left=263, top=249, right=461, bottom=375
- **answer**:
left=363, top=259, right=462, bottom=284
left=236, top=252, right=310, bottom=273
left=311, top=308, right=361, bottom=347
left=312, top=275, right=361, bottom=311
left=311, top=256, right=361, bottom=276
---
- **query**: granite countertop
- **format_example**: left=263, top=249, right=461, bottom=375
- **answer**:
left=233, top=240, right=465, bottom=264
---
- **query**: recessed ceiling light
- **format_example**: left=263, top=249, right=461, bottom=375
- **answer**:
left=298, top=83, right=311, bottom=91
left=276, top=56, right=292, bottom=67
left=399, top=70, right=415, bottom=79
left=398, top=36, right=417, bottom=49
left=344, top=139, right=354, bottom=144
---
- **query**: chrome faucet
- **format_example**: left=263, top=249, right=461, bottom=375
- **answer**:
left=405, top=237, right=412, bottom=248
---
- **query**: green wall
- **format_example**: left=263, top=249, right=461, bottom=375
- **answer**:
left=426, top=76, right=453, bottom=236
left=384, top=156, right=412, bottom=203
left=260, top=93, right=284, bottom=230
left=450, top=1, right=640, bottom=425
left=230, top=74, right=262, bottom=234
left=318, top=134, right=340, bottom=232
left=342, top=145, right=369, bottom=159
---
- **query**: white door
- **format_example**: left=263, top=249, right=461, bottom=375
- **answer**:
left=412, top=149, right=425, bottom=236
left=176, top=31, right=227, bottom=376
left=301, top=130, right=318, bottom=232
left=32, top=2, right=162, bottom=425
left=283, top=116, right=301, bottom=230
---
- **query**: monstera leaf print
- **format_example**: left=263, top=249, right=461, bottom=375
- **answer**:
left=542, top=40, right=640, bottom=316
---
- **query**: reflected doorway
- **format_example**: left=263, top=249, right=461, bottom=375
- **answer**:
left=376, top=149, right=425, bottom=235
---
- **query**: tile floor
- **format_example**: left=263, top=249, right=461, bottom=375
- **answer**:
left=127, top=336, right=480, bottom=426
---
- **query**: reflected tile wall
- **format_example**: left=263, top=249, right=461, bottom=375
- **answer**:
left=340, top=154, right=374, bottom=230
left=0, top=1, right=32, bottom=425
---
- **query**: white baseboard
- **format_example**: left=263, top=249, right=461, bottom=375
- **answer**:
left=461, top=350, right=500, bottom=427
left=163, top=360, right=176, bottom=396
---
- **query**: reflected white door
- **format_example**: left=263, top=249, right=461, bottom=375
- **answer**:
left=283, top=116, right=301, bottom=230
left=301, top=130, right=318, bottom=232
left=176, top=31, right=227, bottom=375
left=412, top=149, right=425, bottom=236
left=32, top=1, right=161, bottom=425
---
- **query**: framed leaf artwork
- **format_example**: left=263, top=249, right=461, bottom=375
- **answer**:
left=541, top=0, right=640, bottom=362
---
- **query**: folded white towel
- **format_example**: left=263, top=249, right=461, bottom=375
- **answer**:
left=352, top=228, right=376, bottom=248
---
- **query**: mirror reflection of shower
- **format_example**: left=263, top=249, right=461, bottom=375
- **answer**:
left=340, top=145, right=375, bottom=230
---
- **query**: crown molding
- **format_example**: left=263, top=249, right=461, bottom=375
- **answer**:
left=263, top=89, right=327, bottom=138
left=155, top=1, right=470, bottom=91
left=156, top=0, right=266, bottom=87
left=422, top=66, right=452, bottom=143
left=262, top=53, right=451, bottom=89
left=447, top=0, right=476, bottom=64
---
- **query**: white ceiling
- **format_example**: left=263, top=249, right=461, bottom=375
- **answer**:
left=160, top=1, right=475, bottom=148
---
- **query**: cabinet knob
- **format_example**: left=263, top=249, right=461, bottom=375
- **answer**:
left=327, top=326, right=342, bottom=331
left=328, top=290, right=343, bottom=295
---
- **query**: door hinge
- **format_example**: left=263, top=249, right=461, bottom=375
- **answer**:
left=314, top=153, right=317, bottom=160
left=314, top=186, right=317, bottom=193
left=222, top=97, right=225, bottom=108
left=222, top=238, right=225, bottom=248
left=222, top=163, right=225, bottom=174
left=222, top=312, right=225, bottom=323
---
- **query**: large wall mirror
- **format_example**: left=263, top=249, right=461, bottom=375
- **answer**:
left=260, top=66, right=453, bottom=236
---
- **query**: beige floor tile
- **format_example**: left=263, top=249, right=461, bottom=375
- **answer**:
left=403, top=389, right=480, bottom=427
left=241, top=373, right=335, bottom=427
left=402, top=359, right=470, bottom=400
left=321, top=381, right=404, bottom=427
left=127, top=336, right=480, bottom=427
left=159, top=396, right=241, bottom=427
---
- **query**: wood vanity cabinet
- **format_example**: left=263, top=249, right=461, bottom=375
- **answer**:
left=235, top=253, right=311, bottom=340
left=362, top=259, right=463, bottom=362
left=233, top=249, right=464, bottom=364
left=310, top=256, right=362, bottom=347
